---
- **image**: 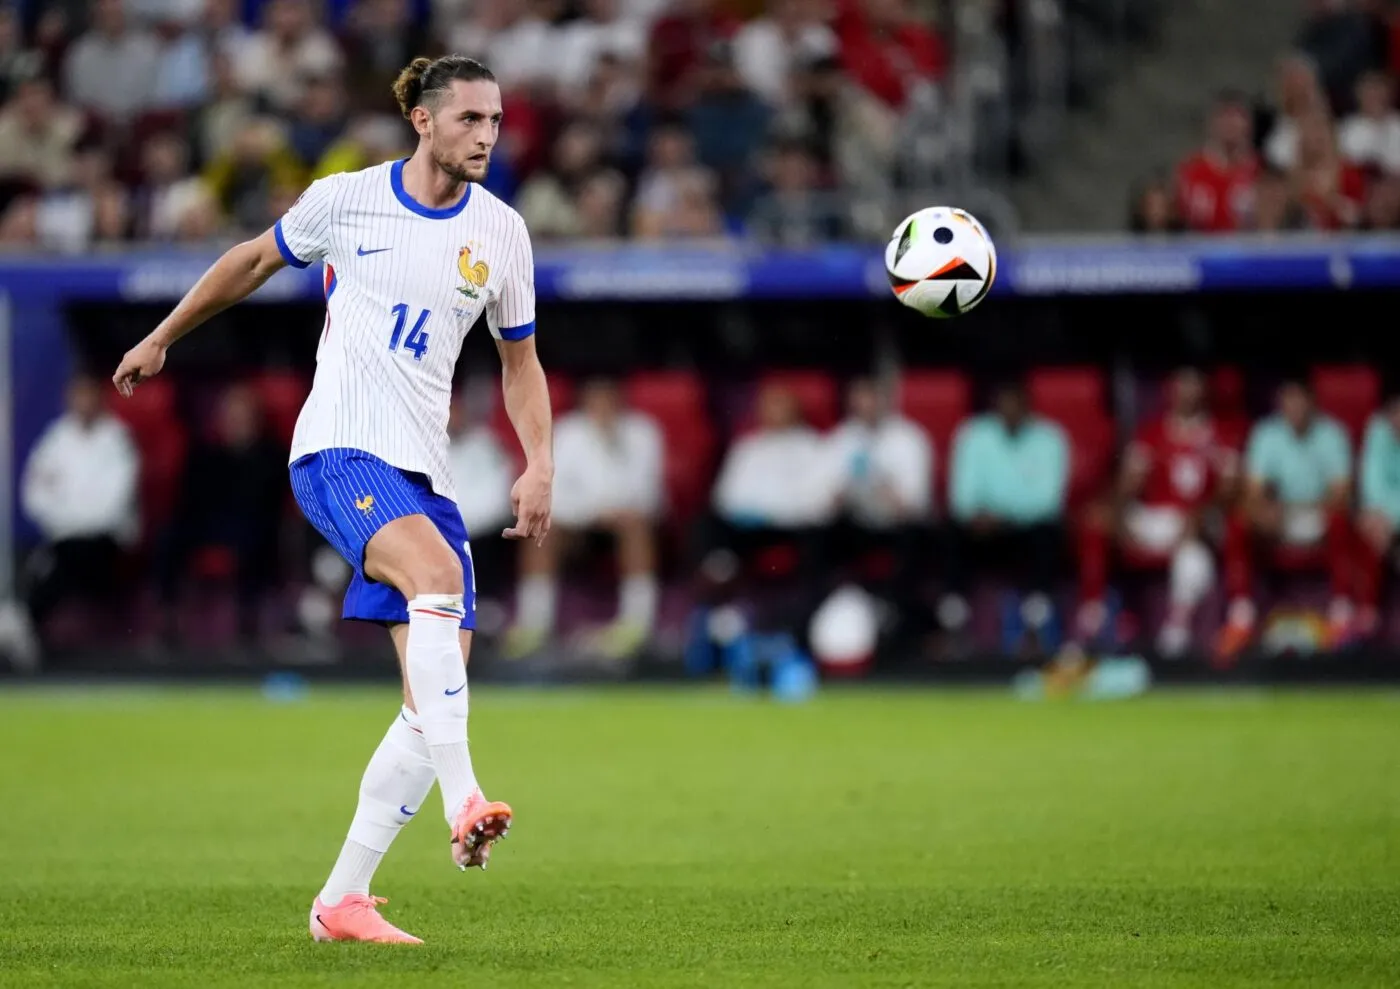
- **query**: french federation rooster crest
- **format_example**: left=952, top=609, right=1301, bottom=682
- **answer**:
left=458, top=247, right=490, bottom=299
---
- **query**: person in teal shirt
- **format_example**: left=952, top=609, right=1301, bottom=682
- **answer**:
left=1218, top=376, right=1357, bottom=660
left=941, top=378, right=1070, bottom=653
left=1356, top=389, right=1400, bottom=624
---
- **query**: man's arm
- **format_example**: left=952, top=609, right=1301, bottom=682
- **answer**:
left=112, top=229, right=287, bottom=395
left=496, top=334, right=554, bottom=542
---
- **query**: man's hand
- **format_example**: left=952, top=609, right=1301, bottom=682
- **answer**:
left=112, top=337, right=168, bottom=397
left=503, top=464, right=553, bottom=544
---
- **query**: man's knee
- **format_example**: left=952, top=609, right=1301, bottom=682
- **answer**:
left=366, top=516, right=464, bottom=598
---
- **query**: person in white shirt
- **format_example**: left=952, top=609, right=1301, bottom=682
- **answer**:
left=509, top=377, right=664, bottom=659
left=112, top=54, right=553, bottom=942
left=1338, top=71, right=1400, bottom=175
left=445, top=385, right=514, bottom=609
left=733, top=0, right=837, bottom=108
left=821, top=376, right=933, bottom=638
left=20, top=372, right=139, bottom=646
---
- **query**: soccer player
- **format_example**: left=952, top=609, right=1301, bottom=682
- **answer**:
left=111, top=55, right=552, bottom=944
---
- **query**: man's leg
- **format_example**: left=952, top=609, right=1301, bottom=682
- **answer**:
left=507, top=526, right=567, bottom=655
left=1216, top=510, right=1259, bottom=662
left=1016, top=521, right=1066, bottom=641
left=604, top=510, right=659, bottom=656
left=936, top=523, right=979, bottom=636
left=1355, top=509, right=1394, bottom=637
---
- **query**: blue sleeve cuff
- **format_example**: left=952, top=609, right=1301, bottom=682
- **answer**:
left=274, top=219, right=311, bottom=269
left=498, top=320, right=536, bottom=341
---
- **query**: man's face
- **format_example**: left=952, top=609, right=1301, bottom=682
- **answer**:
left=1171, top=369, right=1205, bottom=416
left=847, top=380, right=881, bottom=423
left=994, top=386, right=1026, bottom=425
left=67, top=378, right=102, bottom=421
left=1211, top=102, right=1251, bottom=151
left=421, top=79, right=502, bottom=184
left=1278, top=383, right=1312, bottom=429
left=582, top=381, right=621, bottom=425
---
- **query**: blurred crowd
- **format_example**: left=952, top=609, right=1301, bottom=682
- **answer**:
left=12, top=360, right=1400, bottom=671
left=1137, top=0, right=1400, bottom=233
left=0, top=0, right=949, bottom=251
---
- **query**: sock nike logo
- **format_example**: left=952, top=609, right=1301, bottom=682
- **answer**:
left=444, top=682, right=467, bottom=696
left=399, top=805, right=417, bottom=816
left=356, top=245, right=391, bottom=256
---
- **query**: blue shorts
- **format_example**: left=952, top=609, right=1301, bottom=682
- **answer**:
left=289, top=448, right=475, bottom=629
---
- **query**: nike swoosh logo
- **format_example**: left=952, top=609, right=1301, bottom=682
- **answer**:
left=444, top=682, right=466, bottom=696
left=399, top=805, right=417, bottom=817
left=357, top=245, right=391, bottom=256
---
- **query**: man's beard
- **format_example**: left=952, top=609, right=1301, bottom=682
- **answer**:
left=433, top=150, right=486, bottom=184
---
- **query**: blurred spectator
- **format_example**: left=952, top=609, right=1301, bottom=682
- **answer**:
left=832, top=0, right=945, bottom=111
left=1290, top=111, right=1366, bottom=228
left=1356, top=387, right=1400, bottom=636
left=449, top=0, right=558, bottom=95
left=1337, top=70, right=1400, bottom=173
left=1297, top=0, right=1387, bottom=112
left=287, top=74, right=348, bottom=169
left=311, top=114, right=408, bottom=179
left=446, top=387, right=514, bottom=612
left=733, top=0, right=837, bottom=108
left=647, top=0, right=742, bottom=109
left=20, top=371, right=139, bottom=648
left=191, top=47, right=255, bottom=165
left=1128, top=174, right=1183, bottom=233
left=575, top=168, right=628, bottom=237
left=631, top=121, right=723, bottom=237
left=63, top=0, right=159, bottom=124
left=150, top=5, right=211, bottom=109
left=202, top=115, right=302, bottom=232
left=171, top=181, right=223, bottom=240
left=1252, top=166, right=1308, bottom=231
left=31, top=7, right=74, bottom=84
left=1176, top=90, right=1260, bottom=233
left=1218, top=377, right=1356, bottom=661
left=687, top=40, right=771, bottom=212
left=202, top=0, right=253, bottom=66
left=1263, top=54, right=1329, bottom=172
left=0, top=7, right=28, bottom=103
left=131, top=131, right=207, bottom=240
left=234, top=0, right=343, bottom=114
left=942, top=378, right=1068, bottom=653
left=821, top=376, right=932, bottom=636
left=0, top=72, right=84, bottom=190
left=509, top=378, right=664, bottom=660
left=0, top=193, right=37, bottom=246
left=339, top=0, right=435, bottom=114
left=1362, top=173, right=1400, bottom=227
left=34, top=142, right=119, bottom=253
left=516, top=121, right=607, bottom=240
left=1078, top=368, right=1238, bottom=657
left=556, top=0, right=647, bottom=95
left=747, top=138, right=843, bottom=244
left=157, top=383, right=285, bottom=648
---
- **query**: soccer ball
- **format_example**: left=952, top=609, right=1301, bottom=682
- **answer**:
left=884, top=207, right=997, bottom=318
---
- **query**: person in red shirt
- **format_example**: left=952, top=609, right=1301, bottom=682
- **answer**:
left=647, top=0, right=743, bottom=110
left=833, top=0, right=946, bottom=109
left=1175, top=91, right=1261, bottom=232
left=1077, top=368, right=1239, bottom=655
left=1291, top=111, right=1368, bottom=229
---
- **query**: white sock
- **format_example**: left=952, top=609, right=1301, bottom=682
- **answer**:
left=1169, top=540, right=1215, bottom=611
left=517, top=575, right=557, bottom=631
left=619, top=574, right=658, bottom=630
left=405, top=595, right=479, bottom=824
left=319, top=706, right=435, bottom=906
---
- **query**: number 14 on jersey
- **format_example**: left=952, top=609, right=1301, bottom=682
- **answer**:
left=389, top=304, right=430, bottom=361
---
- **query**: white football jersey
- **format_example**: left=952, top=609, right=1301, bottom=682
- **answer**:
left=275, top=158, right=535, bottom=499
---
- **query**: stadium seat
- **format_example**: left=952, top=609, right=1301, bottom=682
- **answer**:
left=750, top=370, right=840, bottom=431
left=624, top=370, right=715, bottom=525
left=1311, top=364, right=1380, bottom=446
left=106, top=378, right=187, bottom=542
left=1028, top=366, right=1115, bottom=506
left=250, top=369, right=310, bottom=449
left=1209, top=366, right=1250, bottom=452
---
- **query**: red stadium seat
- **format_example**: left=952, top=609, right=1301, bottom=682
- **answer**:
left=897, top=370, right=970, bottom=509
left=1311, top=364, right=1380, bottom=446
left=624, top=370, right=715, bottom=525
left=250, top=369, right=310, bottom=449
left=750, top=370, right=840, bottom=431
left=106, top=378, right=187, bottom=541
left=1028, top=366, right=1115, bottom=506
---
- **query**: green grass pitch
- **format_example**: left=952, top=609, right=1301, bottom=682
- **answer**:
left=1, top=685, right=1397, bottom=987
